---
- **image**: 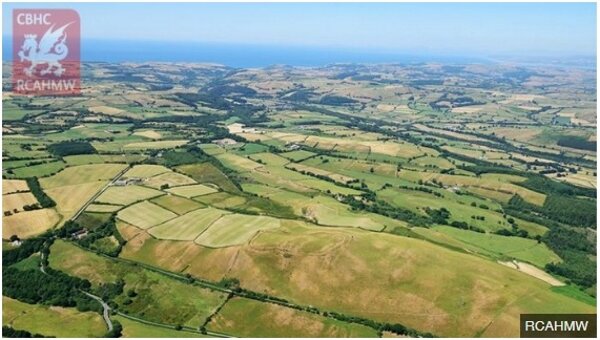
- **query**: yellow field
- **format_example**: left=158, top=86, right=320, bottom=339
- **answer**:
left=124, top=164, right=170, bottom=178
left=149, top=207, right=227, bottom=240
left=117, top=200, right=177, bottom=229
left=45, top=181, right=106, bottom=221
left=40, top=164, right=126, bottom=189
left=144, top=171, right=196, bottom=189
left=208, top=297, right=378, bottom=337
left=133, top=129, right=162, bottom=139
left=96, top=185, right=164, bottom=205
left=3, top=179, right=29, bottom=194
left=166, top=184, right=218, bottom=198
left=123, top=140, right=188, bottom=150
left=3, top=192, right=38, bottom=213
left=195, top=214, right=280, bottom=247
left=121, top=222, right=594, bottom=337
left=85, top=204, right=123, bottom=213
left=2, top=208, right=60, bottom=239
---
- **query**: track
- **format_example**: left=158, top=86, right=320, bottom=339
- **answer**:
left=70, top=165, right=130, bottom=221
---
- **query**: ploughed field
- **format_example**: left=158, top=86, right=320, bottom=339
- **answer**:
left=2, top=62, right=596, bottom=338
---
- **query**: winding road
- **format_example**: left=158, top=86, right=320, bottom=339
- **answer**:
left=82, top=291, right=113, bottom=332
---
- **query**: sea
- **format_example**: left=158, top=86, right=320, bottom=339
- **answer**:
left=3, top=37, right=488, bottom=68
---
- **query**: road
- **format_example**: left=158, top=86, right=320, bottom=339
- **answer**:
left=82, top=291, right=113, bottom=332
left=115, top=312, right=232, bottom=338
left=70, top=165, right=130, bottom=221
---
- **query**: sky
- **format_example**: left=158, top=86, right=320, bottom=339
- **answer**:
left=2, top=2, right=597, bottom=60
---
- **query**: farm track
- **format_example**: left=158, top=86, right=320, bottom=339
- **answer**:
left=70, top=165, right=131, bottom=221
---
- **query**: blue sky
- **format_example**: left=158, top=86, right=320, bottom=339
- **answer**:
left=2, top=2, right=597, bottom=57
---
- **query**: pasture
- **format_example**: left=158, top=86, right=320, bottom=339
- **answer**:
left=124, top=164, right=170, bottom=178
left=40, top=164, right=126, bottom=189
left=3, top=179, right=29, bottom=194
left=3, top=192, right=38, bottom=213
left=166, top=184, right=218, bottom=198
left=151, top=194, right=205, bottom=215
left=2, top=208, right=60, bottom=239
left=208, top=297, right=377, bottom=337
left=2, top=297, right=106, bottom=337
left=119, top=222, right=594, bottom=337
left=96, top=185, right=164, bottom=206
left=145, top=171, right=196, bottom=189
left=49, top=241, right=227, bottom=328
left=114, top=316, right=206, bottom=338
left=175, top=163, right=240, bottom=192
left=123, top=140, right=188, bottom=150
left=149, top=207, right=227, bottom=240
left=117, top=201, right=177, bottom=229
left=195, top=214, right=280, bottom=247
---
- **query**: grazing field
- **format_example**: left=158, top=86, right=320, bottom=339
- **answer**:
left=121, top=222, right=594, bottom=337
left=49, top=241, right=227, bottom=328
left=208, top=297, right=378, bottom=337
left=166, top=184, right=218, bottom=198
left=3, top=192, right=38, bottom=213
left=2, top=208, right=60, bottom=239
left=114, top=315, right=207, bottom=338
left=195, top=214, right=280, bottom=247
left=280, top=150, right=316, bottom=162
left=149, top=207, right=227, bottom=240
left=45, top=181, right=106, bottom=222
left=123, top=140, right=188, bottom=150
left=39, top=164, right=127, bottom=189
left=85, top=203, right=123, bottom=213
left=151, top=194, right=205, bottom=215
left=96, top=185, right=164, bottom=206
left=117, top=201, right=177, bottom=229
left=8, top=161, right=66, bottom=179
left=124, top=165, right=170, bottom=178
left=2, top=296, right=106, bottom=338
left=175, top=163, right=240, bottom=192
left=3, top=179, right=29, bottom=194
left=145, top=171, right=196, bottom=189
left=420, top=226, right=561, bottom=268
left=133, top=129, right=163, bottom=139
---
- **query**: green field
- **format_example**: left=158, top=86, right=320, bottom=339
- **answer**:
left=149, top=207, right=227, bottom=240
left=151, top=194, right=205, bottom=215
left=415, top=226, right=561, bottom=268
left=7, top=161, right=66, bottom=179
left=175, top=163, right=240, bottom=193
left=114, top=315, right=208, bottom=338
left=208, top=297, right=378, bottom=337
left=117, top=201, right=177, bottom=229
left=2, top=296, right=107, bottom=337
left=48, top=241, right=227, bottom=328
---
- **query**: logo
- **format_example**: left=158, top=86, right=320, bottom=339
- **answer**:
left=520, top=314, right=597, bottom=338
left=13, top=9, right=80, bottom=95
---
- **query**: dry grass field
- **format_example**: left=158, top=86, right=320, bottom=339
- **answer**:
left=117, top=201, right=177, bottom=229
left=3, top=179, right=29, bottom=194
left=96, top=185, right=164, bottom=206
left=149, top=207, right=227, bottom=240
left=165, top=184, right=218, bottom=198
left=2, top=208, right=60, bottom=239
left=3, top=192, right=38, bottom=213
